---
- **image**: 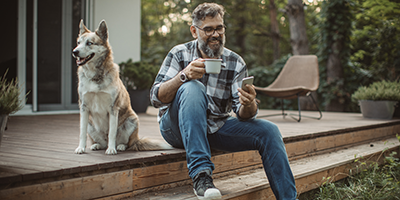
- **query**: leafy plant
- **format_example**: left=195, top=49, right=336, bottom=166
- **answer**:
left=351, top=80, right=400, bottom=102
left=0, top=70, right=25, bottom=115
left=351, top=0, right=400, bottom=82
left=119, top=59, right=160, bottom=90
left=302, top=135, right=400, bottom=200
left=317, top=0, right=354, bottom=111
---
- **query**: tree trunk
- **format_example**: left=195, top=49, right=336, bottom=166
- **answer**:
left=285, top=0, right=308, bottom=55
left=269, top=0, right=280, bottom=61
left=285, top=0, right=318, bottom=111
left=325, top=41, right=345, bottom=111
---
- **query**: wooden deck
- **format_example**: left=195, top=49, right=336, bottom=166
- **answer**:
left=0, top=107, right=399, bottom=199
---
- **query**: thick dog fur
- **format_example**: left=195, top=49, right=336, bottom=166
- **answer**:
left=73, top=20, right=172, bottom=155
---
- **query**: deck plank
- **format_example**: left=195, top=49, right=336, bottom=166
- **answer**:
left=0, top=107, right=399, bottom=192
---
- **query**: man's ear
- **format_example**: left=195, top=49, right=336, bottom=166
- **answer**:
left=190, top=25, right=198, bottom=39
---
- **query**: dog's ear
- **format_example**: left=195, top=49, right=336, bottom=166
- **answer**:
left=95, top=20, right=108, bottom=41
left=79, top=19, right=90, bottom=36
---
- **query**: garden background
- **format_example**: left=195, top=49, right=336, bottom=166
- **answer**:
left=138, top=0, right=400, bottom=112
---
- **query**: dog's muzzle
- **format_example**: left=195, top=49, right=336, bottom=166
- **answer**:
left=72, top=50, right=94, bottom=66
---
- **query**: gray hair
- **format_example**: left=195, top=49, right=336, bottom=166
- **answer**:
left=191, top=3, right=225, bottom=26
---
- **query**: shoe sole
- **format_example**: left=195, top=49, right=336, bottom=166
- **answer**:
left=194, top=188, right=222, bottom=200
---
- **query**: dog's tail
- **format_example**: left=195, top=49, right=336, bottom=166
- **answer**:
left=128, top=138, right=174, bottom=151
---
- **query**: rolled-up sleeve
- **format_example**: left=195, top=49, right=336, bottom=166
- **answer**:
left=150, top=49, right=182, bottom=108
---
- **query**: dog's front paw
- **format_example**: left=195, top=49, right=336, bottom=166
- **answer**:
left=105, top=148, right=117, bottom=155
left=90, top=143, right=101, bottom=151
left=75, top=147, right=85, bottom=154
left=117, top=144, right=127, bottom=151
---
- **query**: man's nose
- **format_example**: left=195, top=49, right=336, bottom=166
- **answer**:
left=211, top=29, right=220, bottom=37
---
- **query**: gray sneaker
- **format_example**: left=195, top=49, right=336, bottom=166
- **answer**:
left=193, top=171, right=221, bottom=200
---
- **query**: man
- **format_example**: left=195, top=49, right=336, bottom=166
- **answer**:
left=150, top=3, right=297, bottom=200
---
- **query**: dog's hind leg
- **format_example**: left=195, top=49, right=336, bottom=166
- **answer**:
left=116, top=116, right=139, bottom=151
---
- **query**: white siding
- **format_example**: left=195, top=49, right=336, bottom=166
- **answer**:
left=93, top=0, right=141, bottom=64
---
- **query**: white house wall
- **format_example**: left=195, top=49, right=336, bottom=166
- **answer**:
left=13, top=0, right=141, bottom=115
left=93, top=0, right=141, bottom=64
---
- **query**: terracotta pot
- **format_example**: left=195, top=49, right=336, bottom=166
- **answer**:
left=0, top=114, right=9, bottom=147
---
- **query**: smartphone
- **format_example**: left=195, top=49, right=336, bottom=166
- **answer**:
left=241, top=76, right=254, bottom=92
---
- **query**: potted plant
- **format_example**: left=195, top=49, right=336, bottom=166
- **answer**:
left=119, top=59, right=160, bottom=113
left=351, top=80, right=400, bottom=119
left=0, top=70, right=26, bottom=146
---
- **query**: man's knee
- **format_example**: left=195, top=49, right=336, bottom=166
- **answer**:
left=256, top=120, right=282, bottom=140
left=169, top=80, right=208, bottom=111
left=176, top=80, right=207, bottom=103
left=178, top=80, right=206, bottom=94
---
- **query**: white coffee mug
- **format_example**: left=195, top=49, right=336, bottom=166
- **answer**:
left=204, top=59, right=222, bottom=74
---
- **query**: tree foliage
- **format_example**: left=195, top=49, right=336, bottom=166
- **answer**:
left=351, top=0, right=400, bottom=82
left=141, top=0, right=293, bottom=68
left=141, top=0, right=400, bottom=112
left=315, top=0, right=400, bottom=112
left=317, top=0, right=354, bottom=111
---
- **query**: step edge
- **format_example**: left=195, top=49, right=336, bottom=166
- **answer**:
left=131, top=138, right=400, bottom=200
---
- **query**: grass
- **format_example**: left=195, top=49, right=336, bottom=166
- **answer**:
left=0, top=69, right=25, bottom=115
left=299, top=135, right=400, bottom=200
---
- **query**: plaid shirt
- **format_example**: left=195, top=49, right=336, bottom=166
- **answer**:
left=150, top=40, right=258, bottom=133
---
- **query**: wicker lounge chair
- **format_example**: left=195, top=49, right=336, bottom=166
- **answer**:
left=254, top=55, right=322, bottom=122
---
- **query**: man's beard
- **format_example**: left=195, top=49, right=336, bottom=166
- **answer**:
left=198, top=34, right=225, bottom=58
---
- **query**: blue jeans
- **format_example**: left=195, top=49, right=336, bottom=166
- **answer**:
left=159, top=81, right=297, bottom=200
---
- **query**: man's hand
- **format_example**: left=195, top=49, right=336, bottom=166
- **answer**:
left=158, top=58, right=206, bottom=104
left=238, top=84, right=257, bottom=119
left=182, top=58, right=206, bottom=80
left=238, top=84, right=256, bottom=106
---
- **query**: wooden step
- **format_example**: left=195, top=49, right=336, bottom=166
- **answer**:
left=119, top=137, right=400, bottom=200
left=1, top=112, right=399, bottom=200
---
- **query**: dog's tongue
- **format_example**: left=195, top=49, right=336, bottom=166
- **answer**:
left=76, top=57, right=85, bottom=65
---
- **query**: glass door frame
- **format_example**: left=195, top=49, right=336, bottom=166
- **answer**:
left=17, top=0, right=87, bottom=114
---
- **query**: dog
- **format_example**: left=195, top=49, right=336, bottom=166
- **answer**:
left=72, top=19, right=172, bottom=155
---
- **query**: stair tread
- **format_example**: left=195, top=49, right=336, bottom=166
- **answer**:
left=127, top=137, right=400, bottom=200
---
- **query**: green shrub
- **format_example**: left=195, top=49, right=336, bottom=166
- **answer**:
left=119, top=59, right=160, bottom=90
left=0, top=70, right=25, bottom=115
left=351, top=80, right=400, bottom=102
left=304, top=135, right=400, bottom=200
left=313, top=153, right=400, bottom=199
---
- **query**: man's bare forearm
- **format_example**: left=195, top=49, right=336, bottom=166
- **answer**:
left=238, top=100, right=257, bottom=119
left=157, top=59, right=206, bottom=104
left=157, top=74, right=183, bottom=104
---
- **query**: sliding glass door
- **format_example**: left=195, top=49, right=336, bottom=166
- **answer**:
left=15, top=0, right=85, bottom=112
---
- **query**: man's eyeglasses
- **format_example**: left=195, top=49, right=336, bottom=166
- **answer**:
left=194, top=25, right=226, bottom=36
